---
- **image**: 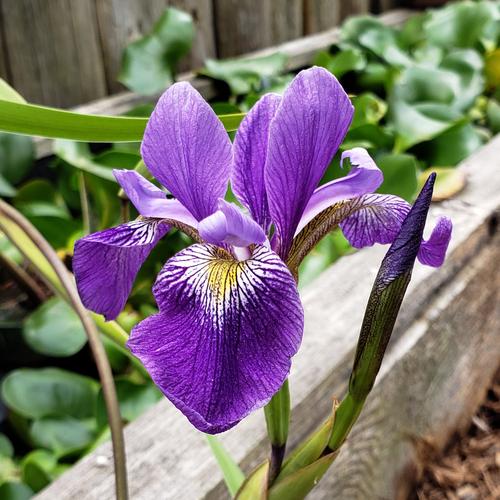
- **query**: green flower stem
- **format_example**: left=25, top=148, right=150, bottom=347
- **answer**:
left=264, top=379, right=290, bottom=484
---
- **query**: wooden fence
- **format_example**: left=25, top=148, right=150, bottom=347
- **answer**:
left=0, top=0, right=399, bottom=107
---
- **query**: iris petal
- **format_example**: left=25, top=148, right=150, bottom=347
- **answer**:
left=296, top=148, right=383, bottom=234
left=127, top=244, right=304, bottom=433
left=264, top=67, right=354, bottom=259
left=141, top=82, right=233, bottom=221
left=198, top=200, right=267, bottom=247
left=232, top=93, right=281, bottom=230
left=417, top=216, right=452, bottom=267
left=73, top=220, right=169, bottom=320
left=113, top=170, right=197, bottom=227
left=339, top=194, right=411, bottom=249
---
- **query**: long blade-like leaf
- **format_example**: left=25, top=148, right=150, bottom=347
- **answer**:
left=0, top=99, right=245, bottom=141
left=206, top=435, right=245, bottom=496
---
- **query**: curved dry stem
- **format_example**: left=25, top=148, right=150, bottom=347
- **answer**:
left=0, top=199, right=128, bottom=500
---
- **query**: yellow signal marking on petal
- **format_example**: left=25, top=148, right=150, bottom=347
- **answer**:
left=206, top=258, right=243, bottom=302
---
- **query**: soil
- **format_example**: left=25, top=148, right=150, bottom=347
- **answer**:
left=414, top=371, right=500, bottom=500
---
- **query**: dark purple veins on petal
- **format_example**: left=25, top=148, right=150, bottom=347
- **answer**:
left=73, top=220, right=169, bottom=321
left=127, top=244, right=304, bottom=433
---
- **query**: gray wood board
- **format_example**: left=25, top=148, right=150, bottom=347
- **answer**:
left=34, top=134, right=500, bottom=498
left=32, top=9, right=413, bottom=160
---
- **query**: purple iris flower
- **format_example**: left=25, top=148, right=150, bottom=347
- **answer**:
left=73, top=67, right=452, bottom=433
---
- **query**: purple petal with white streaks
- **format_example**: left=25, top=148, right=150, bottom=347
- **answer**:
left=296, top=148, right=383, bottom=234
left=232, top=93, right=281, bottom=230
left=265, top=67, right=354, bottom=259
left=417, top=216, right=452, bottom=267
left=73, top=220, right=169, bottom=320
left=141, top=82, right=233, bottom=221
left=127, top=244, right=304, bottom=433
left=113, top=169, right=197, bottom=226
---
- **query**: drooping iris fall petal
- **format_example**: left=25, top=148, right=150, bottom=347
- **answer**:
left=265, top=66, right=354, bottom=259
left=127, top=244, right=304, bottom=433
left=141, top=82, right=233, bottom=221
left=232, top=93, right=281, bottom=230
left=73, top=220, right=169, bottom=320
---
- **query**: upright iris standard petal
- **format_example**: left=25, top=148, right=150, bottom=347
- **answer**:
left=113, top=170, right=198, bottom=226
left=198, top=200, right=267, bottom=247
left=141, top=82, right=233, bottom=221
left=265, top=66, right=354, bottom=258
left=127, top=244, right=304, bottom=433
left=417, top=216, right=452, bottom=266
left=73, top=220, right=169, bottom=320
left=296, top=148, right=384, bottom=234
left=232, top=93, right=281, bottom=230
left=339, top=194, right=411, bottom=248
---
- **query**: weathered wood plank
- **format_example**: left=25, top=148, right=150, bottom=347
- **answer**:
left=33, top=9, right=413, bottom=159
left=270, top=0, right=304, bottom=44
left=303, top=0, right=341, bottom=34
left=341, top=0, right=371, bottom=19
left=95, top=0, right=216, bottom=94
left=0, top=0, right=107, bottom=107
left=0, top=14, right=10, bottom=80
left=213, top=0, right=273, bottom=57
left=34, top=134, right=500, bottom=499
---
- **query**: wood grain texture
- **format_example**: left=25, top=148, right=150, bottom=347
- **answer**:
left=341, top=0, right=371, bottom=19
left=34, top=134, right=500, bottom=499
left=270, top=0, right=303, bottom=44
left=32, top=9, right=412, bottom=159
left=303, top=0, right=341, bottom=34
left=95, top=0, right=215, bottom=94
left=0, top=0, right=107, bottom=107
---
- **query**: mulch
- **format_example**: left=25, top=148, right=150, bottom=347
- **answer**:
left=414, top=371, right=500, bottom=500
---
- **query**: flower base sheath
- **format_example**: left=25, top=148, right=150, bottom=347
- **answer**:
left=73, top=67, right=452, bottom=433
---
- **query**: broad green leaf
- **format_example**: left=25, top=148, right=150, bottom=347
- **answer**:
left=485, top=49, right=500, bottom=88
left=341, top=16, right=411, bottom=67
left=0, top=433, right=14, bottom=457
left=0, top=456, right=19, bottom=484
left=0, top=99, right=244, bottom=141
left=342, top=123, right=394, bottom=151
left=12, top=179, right=78, bottom=249
left=119, top=8, right=194, bottom=95
left=398, top=12, right=428, bottom=49
left=23, top=297, right=87, bottom=357
left=0, top=482, right=33, bottom=500
left=235, top=461, right=269, bottom=500
left=314, top=47, right=366, bottom=78
left=93, top=150, right=141, bottom=169
left=206, top=435, right=245, bottom=497
left=96, top=380, right=161, bottom=429
left=30, top=417, right=95, bottom=457
left=0, top=133, right=34, bottom=191
left=423, top=1, right=497, bottom=49
left=54, top=141, right=117, bottom=181
left=269, top=453, right=337, bottom=500
left=351, top=93, right=387, bottom=128
left=418, top=167, right=466, bottom=201
left=21, top=449, right=57, bottom=492
left=357, top=62, right=391, bottom=91
left=0, top=174, right=16, bottom=197
left=1, top=368, right=98, bottom=419
left=14, top=180, right=69, bottom=219
left=487, top=99, right=500, bottom=133
left=377, top=153, right=418, bottom=201
left=391, top=100, right=459, bottom=152
left=416, top=122, right=484, bottom=167
left=202, top=53, right=287, bottom=95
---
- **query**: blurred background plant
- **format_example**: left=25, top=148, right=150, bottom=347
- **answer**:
left=0, top=1, right=498, bottom=497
